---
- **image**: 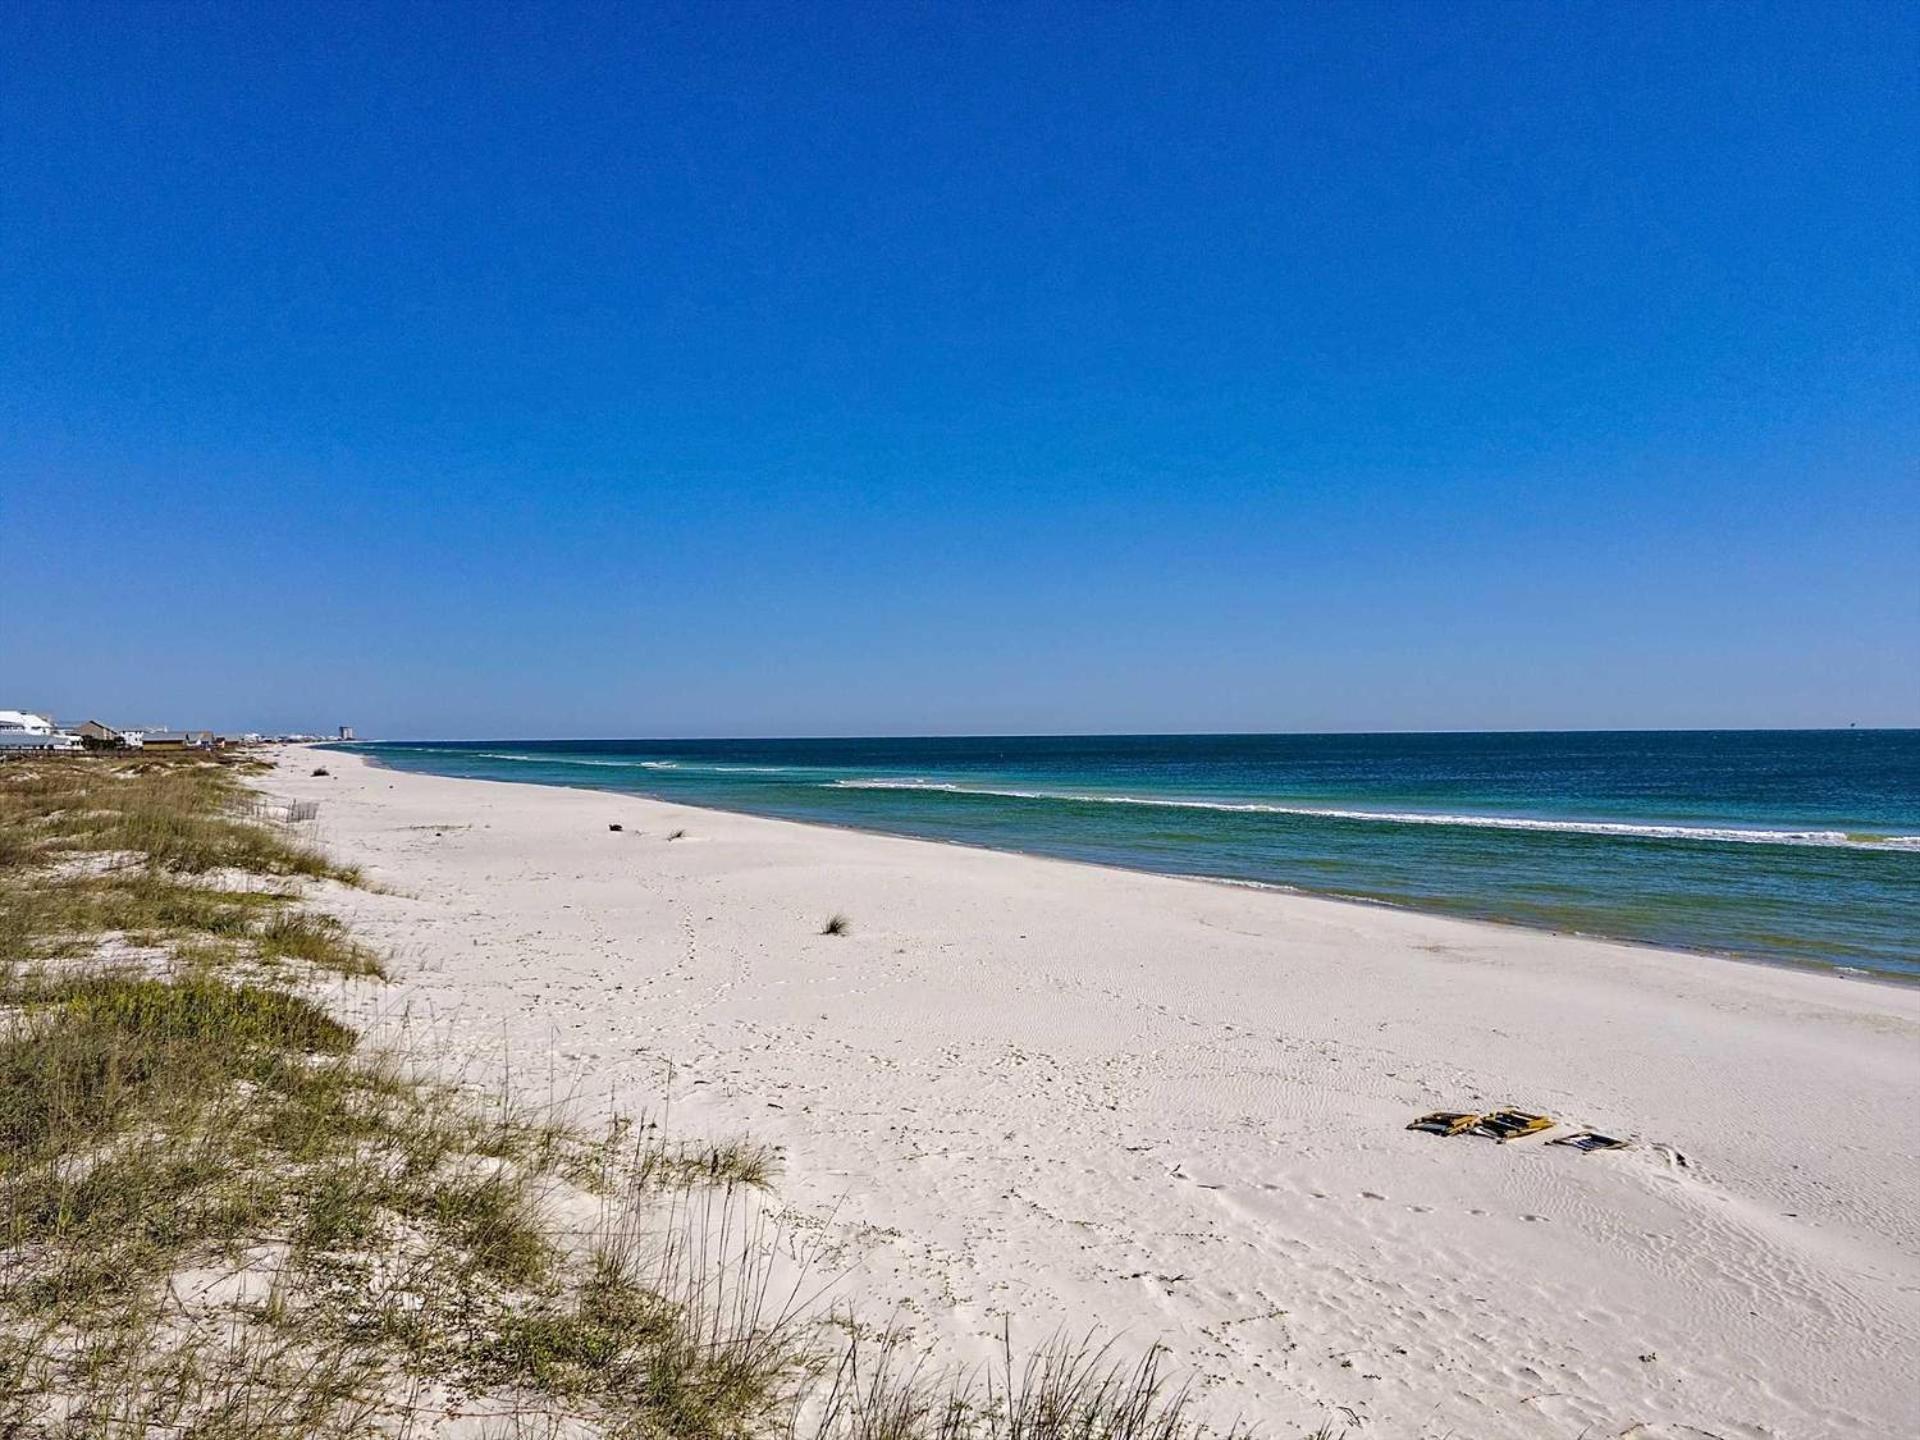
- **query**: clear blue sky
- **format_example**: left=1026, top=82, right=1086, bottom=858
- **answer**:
left=3, top=2, right=1914, bottom=738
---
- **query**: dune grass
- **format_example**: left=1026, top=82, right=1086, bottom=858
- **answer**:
left=255, top=910, right=383, bottom=977
left=0, top=757, right=358, bottom=885
left=0, top=752, right=1258, bottom=1439
left=0, top=753, right=816, bottom=1439
left=0, top=754, right=373, bottom=979
left=803, top=1323, right=1262, bottom=1440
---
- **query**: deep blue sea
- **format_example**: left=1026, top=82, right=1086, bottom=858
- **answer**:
left=339, top=732, right=1920, bottom=980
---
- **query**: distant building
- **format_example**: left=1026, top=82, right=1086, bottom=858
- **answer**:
left=0, top=709, right=82, bottom=751
left=73, top=720, right=128, bottom=750
left=338, top=725, right=355, bottom=741
left=140, top=731, right=214, bottom=751
left=0, top=709, right=54, bottom=735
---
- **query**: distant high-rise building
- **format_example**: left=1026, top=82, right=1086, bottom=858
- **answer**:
left=338, top=725, right=355, bottom=741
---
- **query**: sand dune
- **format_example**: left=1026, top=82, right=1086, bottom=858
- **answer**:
left=272, top=749, right=1920, bottom=1438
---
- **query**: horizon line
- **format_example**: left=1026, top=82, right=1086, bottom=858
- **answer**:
left=333, top=724, right=1917, bottom=744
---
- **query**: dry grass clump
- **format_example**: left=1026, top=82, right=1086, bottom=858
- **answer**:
left=802, top=1324, right=1248, bottom=1440
left=821, top=913, right=851, bottom=937
left=623, top=1128, right=782, bottom=1192
left=255, top=910, right=382, bottom=977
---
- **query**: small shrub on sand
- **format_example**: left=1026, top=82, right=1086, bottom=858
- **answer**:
left=822, top=913, right=851, bottom=937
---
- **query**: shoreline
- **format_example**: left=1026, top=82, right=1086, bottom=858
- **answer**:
left=276, top=747, right=1920, bottom=1438
left=335, top=743, right=1920, bottom=990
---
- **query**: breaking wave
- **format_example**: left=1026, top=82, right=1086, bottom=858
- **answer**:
left=826, top=779, right=1920, bottom=851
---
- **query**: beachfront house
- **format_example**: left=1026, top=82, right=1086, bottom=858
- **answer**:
left=0, top=709, right=55, bottom=735
left=73, top=720, right=133, bottom=750
left=0, top=709, right=83, bottom=752
left=142, top=731, right=191, bottom=752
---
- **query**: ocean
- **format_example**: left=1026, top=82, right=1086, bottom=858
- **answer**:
left=339, top=731, right=1920, bottom=980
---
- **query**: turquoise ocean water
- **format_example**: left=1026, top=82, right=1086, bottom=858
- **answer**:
left=338, top=732, right=1920, bottom=980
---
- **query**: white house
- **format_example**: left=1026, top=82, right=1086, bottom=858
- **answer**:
left=0, top=710, right=83, bottom=751
left=0, top=709, right=54, bottom=734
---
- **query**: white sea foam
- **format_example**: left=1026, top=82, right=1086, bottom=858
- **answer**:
left=469, top=752, right=643, bottom=768
left=462, top=755, right=796, bottom=774
left=639, top=761, right=795, bottom=775
left=827, top=779, right=1920, bottom=852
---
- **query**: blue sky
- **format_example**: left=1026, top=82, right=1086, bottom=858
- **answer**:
left=3, top=2, right=1915, bottom=737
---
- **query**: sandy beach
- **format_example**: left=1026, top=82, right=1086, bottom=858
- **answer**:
left=270, top=748, right=1920, bottom=1439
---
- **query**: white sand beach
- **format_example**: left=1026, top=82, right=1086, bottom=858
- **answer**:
left=270, top=749, right=1920, bottom=1439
